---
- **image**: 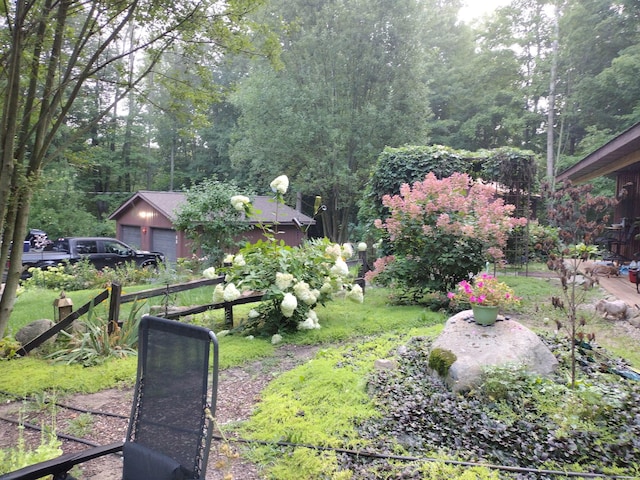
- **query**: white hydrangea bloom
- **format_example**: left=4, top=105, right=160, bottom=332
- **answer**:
left=248, top=309, right=260, bottom=318
left=280, top=292, right=297, bottom=317
left=212, top=284, right=225, bottom=304
left=331, top=258, right=349, bottom=277
left=320, top=280, right=334, bottom=294
left=271, top=334, right=283, bottom=345
left=297, top=318, right=315, bottom=330
left=230, top=195, right=251, bottom=212
left=202, top=267, right=216, bottom=279
left=275, top=272, right=294, bottom=290
left=223, top=283, right=241, bottom=302
left=293, top=281, right=316, bottom=305
left=347, top=284, right=364, bottom=303
left=298, top=310, right=321, bottom=330
left=342, top=243, right=354, bottom=259
left=223, top=254, right=234, bottom=264
left=325, top=244, right=342, bottom=260
left=233, top=254, right=246, bottom=267
left=270, top=175, right=289, bottom=194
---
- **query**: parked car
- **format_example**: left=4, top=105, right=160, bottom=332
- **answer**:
left=21, top=237, right=165, bottom=277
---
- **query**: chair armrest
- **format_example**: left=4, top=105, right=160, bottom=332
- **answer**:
left=0, top=441, right=124, bottom=480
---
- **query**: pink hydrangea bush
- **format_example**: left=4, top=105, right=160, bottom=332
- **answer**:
left=370, top=173, right=526, bottom=294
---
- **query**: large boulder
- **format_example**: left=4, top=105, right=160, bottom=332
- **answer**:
left=15, top=319, right=56, bottom=350
left=432, top=310, right=558, bottom=393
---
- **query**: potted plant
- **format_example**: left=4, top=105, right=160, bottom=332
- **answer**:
left=448, top=273, right=519, bottom=326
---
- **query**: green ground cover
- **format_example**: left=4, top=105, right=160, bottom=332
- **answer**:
left=2, top=268, right=639, bottom=479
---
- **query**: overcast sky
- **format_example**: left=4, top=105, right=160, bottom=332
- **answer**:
left=458, top=0, right=511, bottom=23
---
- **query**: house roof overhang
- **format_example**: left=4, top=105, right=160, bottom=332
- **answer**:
left=556, top=122, right=640, bottom=184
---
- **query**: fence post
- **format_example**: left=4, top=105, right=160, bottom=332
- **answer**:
left=108, top=283, right=122, bottom=334
left=224, top=303, right=233, bottom=328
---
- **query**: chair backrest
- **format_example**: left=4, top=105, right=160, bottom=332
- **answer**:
left=123, top=315, right=219, bottom=480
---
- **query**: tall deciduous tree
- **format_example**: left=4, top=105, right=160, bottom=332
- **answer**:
left=0, top=0, right=273, bottom=337
left=229, top=0, right=440, bottom=243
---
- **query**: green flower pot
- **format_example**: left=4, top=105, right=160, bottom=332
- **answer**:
left=471, top=304, right=499, bottom=326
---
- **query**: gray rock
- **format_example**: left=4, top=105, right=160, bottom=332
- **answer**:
left=374, top=358, right=397, bottom=370
left=432, top=310, right=558, bottom=393
left=15, top=319, right=56, bottom=348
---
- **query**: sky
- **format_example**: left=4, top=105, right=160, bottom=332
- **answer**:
left=458, top=0, right=511, bottom=23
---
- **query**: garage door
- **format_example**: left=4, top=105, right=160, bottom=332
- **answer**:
left=151, top=228, right=177, bottom=263
left=121, top=226, right=142, bottom=249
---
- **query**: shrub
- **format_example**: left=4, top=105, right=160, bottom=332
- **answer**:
left=368, top=173, right=526, bottom=294
left=221, top=175, right=363, bottom=336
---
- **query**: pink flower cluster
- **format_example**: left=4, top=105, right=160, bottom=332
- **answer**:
left=448, top=273, right=519, bottom=307
left=375, top=172, right=526, bottom=261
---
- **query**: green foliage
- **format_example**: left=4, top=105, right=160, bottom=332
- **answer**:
left=364, top=145, right=472, bottom=219
left=480, top=147, right=538, bottom=190
left=520, top=220, right=562, bottom=261
left=47, top=303, right=142, bottom=367
left=0, top=356, right=137, bottom=397
left=428, top=348, right=457, bottom=377
left=240, top=335, right=406, bottom=470
left=363, top=335, right=640, bottom=477
left=65, top=413, right=94, bottom=438
left=173, top=177, right=253, bottom=264
left=22, top=259, right=167, bottom=292
left=0, top=336, right=22, bottom=360
left=0, top=422, right=62, bottom=475
left=28, top=165, right=104, bottom=239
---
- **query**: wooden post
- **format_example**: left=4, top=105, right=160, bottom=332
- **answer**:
left=108, top=283, right=122, bottom=334
left=224, top=303, right=233, bottom=328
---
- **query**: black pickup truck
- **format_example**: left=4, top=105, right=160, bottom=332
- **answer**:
left=22, top=237, right=165, bottom=276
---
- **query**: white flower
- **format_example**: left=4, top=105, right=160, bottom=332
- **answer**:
left=297, top=318, right=315, bottom=330
left=223, top=283, right=241, bottom=302
left=342, top=243, right=354, bottom=259
left=331, top=259, right=349, bottom=277
left=280, top=292, right=297, bottom=317
left=233, top=254, right=246, bottom=267
left=297, top=310, right=321, bottom=330
left=320, top=280, right=334, bottom=294
left=325, top=244, right=342, bottom=260
left=270, top=175, right=289, bottom=195
left=202, top=267, right=216, bottom=279
left=223, top=254, right=234, bottom=264
left=271, top=334, right=283, bottom=345
left=346, top=284, right=364, bottom=303
left=293, top=281, right=317, bottom=305
left=275, top=272, right=294, bottom=290
left=357, top=242, right=367, bottom=252
left=248, top=309, right=260, bottom=318
left=230, top=195, right=251, bottom=212
left=212, top=284, right=225, bottom=303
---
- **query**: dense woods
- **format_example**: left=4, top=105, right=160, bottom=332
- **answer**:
left=1, top=0, right=639, bottom=336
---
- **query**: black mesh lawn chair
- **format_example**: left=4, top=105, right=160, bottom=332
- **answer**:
left=1, top=315, right=219, bottom=480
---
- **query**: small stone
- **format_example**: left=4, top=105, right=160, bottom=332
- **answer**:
left=374, top=359, right=397, bottom=370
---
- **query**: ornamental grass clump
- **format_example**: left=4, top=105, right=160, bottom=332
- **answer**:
left=448, top=273, right=519, bottom=309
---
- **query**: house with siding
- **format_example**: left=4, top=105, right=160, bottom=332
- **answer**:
left=557, top=121, right=640, bottom=260
left=108, top=191, right=315, bottom=263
